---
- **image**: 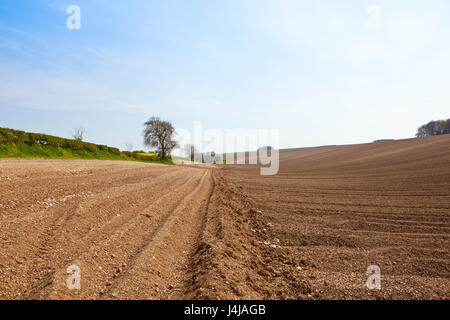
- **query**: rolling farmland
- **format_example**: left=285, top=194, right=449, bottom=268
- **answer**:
left=0, top=134, right=449, bottom=299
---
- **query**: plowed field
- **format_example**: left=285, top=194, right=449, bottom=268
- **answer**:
left=0, top=134, right=449, bottom=299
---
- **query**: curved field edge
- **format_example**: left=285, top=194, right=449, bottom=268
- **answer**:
left=186, top=169, right=314, bottom=299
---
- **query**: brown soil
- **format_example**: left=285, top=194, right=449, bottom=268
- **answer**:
left=0, top=160, right=214, bottom=299
left=0, top=134, right=449, bottom=300
left=218, top=135, right=450, bottom=299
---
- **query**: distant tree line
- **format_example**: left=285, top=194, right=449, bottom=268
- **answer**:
left=416, top=119, right=450, bottom=137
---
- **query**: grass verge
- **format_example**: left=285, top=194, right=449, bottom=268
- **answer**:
left=0, top=143, right=173, bottom=164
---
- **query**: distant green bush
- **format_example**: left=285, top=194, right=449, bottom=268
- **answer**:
left=46, top=135, right=62, bottom=148
left=84, top=142, right=98, bottom=152
left=108, top=147, right=121, bottom=155
left=97, top=145, right=108, bottom=152
left=69, top=139, right=84, bottom=150
left=0, top=128, right=27, bottom=144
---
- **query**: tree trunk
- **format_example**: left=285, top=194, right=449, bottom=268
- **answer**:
left=161, top=145, right=166, bottom=160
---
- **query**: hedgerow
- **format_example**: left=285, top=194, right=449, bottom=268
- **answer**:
left=108, top=147, right=121, bottom=155
left=0, top=127, right=173, bottom=164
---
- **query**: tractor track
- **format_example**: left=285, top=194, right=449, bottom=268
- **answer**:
left=0, top=160, right=214, bottom=299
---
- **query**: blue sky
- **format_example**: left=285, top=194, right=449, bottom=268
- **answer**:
left=1, top=0, right=449, bottom=152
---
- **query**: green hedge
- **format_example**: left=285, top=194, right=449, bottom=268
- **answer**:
left=0, top=127, right=174, bottom=163
left=108, top=147, right=121, bottom=156
left=84, top=142, right=98, bottom=152
left=97, top=145, right=108, bottom=152
left=0, top=127, right=120, bottom=156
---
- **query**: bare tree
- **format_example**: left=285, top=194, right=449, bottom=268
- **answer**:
left=72, top=127, right=85, bottom=141
left=125, top=142, right=134, bottom=152
left=143, top=117, right=178, bottom=160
